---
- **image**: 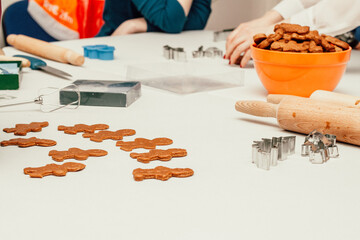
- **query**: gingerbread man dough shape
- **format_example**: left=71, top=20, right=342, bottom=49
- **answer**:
left=3, top=122, right=49, bottom=136
left=133, top=166, right=194, bottom=181
left=1, top=137, right=57, bottom=147
left=116, top=137, right=173, bottom=151
left=275, top=23, right=310, bottom=34
left=130, top=148, right=187, bottom=163
left=49, top=148, right=108, bottom=162
left=58, top=124, right=109, bottom=134
left=24, top=162, right=86, bottom=178
left=83, top=129, right=136, bottom=142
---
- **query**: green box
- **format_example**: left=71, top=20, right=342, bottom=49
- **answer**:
left=0, top=61, right=22, bottom=90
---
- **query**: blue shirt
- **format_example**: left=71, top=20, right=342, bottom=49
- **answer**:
left=97, top=0, right=211, bottom=36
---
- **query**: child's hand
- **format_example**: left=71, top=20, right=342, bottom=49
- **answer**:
left=111, top=18, right=147, bottom=36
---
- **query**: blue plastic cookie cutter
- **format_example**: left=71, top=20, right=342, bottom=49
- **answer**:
left=83, top=45, right=115, bottom=60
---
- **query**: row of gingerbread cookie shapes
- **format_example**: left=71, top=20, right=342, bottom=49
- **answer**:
left=59, top=124, right=194, bottom=180
left=1, top=123, right=111, bottom=177
left=47, top=138, right=193, bottom=181
left=0, top=122, right=80, bottom=178
left=22, top=162, right=192, bottom=179
left=22, top=147, right=109, bottom=178
left=58, top=125, right=187, bottom=163
left=0, top=136, right=87, bottom=178
left=23, top=147, right=108, bottom=178
left=1, top=123, right=135, bottom=177
left=58, top=124, right=137, bottom=142
left=114, top=137, right=194, bottom=181
left=2, top=123, right=193, bottom=180
left=1, top=121, right=57, bottom=147
left=125, top=140, right=193, bottom=180
left=26, top=124, right=131, bottom=177
left=1, top=122, right=108, bottom=136
left=59, top=124, right=194, bottom=181
left=0, top=122, right=115, bottom=148
left=3, top=121, right=50, bottom=136
left=1, top=123, right=114, bottom=145
left=24, top=147, right=109, bottom=178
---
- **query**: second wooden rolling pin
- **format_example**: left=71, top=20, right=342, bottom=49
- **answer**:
left=7, top=34, right=84, bottom=66
left=235, top=96, right=360, bottom=146
left=267, top=90, right=360, bottom=108
left=0, top=47, right=30, bottom=67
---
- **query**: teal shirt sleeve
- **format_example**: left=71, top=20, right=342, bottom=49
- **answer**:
left=132, top=0, right=211, bottom=33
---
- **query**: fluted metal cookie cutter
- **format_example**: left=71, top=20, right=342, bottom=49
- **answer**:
left=163, top=45, right=187, bottom=62
left=252, top=136, right=296, bottom=170
left=192, top=46, right=223, bottom=58
left=301, top=130, right=339, bottom=164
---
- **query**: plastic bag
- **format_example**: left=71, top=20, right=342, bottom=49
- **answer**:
left=28, top=0, right=104, bottom=40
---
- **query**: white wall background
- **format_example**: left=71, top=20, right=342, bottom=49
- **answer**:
left=206, top=0, right=280, bottom=30
left=0, top=0, right=281, bottom=48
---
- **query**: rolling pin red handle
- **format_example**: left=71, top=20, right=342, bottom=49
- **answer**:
left=235, top=100, right=277, bottom=118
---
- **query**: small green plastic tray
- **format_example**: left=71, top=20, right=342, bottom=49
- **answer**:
left=0, top=61, right=22, bottom=90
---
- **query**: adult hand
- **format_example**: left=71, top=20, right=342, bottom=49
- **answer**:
left=225, top=10, right=283, bottom=67
left=111, top=18, right=147, bottom=36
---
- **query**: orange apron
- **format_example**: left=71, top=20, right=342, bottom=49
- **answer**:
left=28, top=0, right=104, bottom=40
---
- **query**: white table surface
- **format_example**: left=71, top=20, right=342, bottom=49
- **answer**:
left=1, top=31, right=360, bottom=240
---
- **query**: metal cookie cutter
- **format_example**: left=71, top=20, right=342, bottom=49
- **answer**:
left=252, top=136, right=296, bottom=170
left=163, top=45, right=187, bottom=62
left=192, top=46, right=223, bottom=58
left=301, top=130, right=339, bottom=164
left=213, top=28, right=234, bottom=42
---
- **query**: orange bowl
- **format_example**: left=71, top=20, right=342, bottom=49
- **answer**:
left=251, top=45, right=352, bottom=97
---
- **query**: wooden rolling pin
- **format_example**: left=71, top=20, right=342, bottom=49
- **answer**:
left=7, top=34, right=84, bottom=66
left=0, top=48, right=31, bottom=67
left=235, top=96, right=360, bottom=146
left=267, top=90, right=360, bottom=108
left=0, top=56, right=31, bottom=67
